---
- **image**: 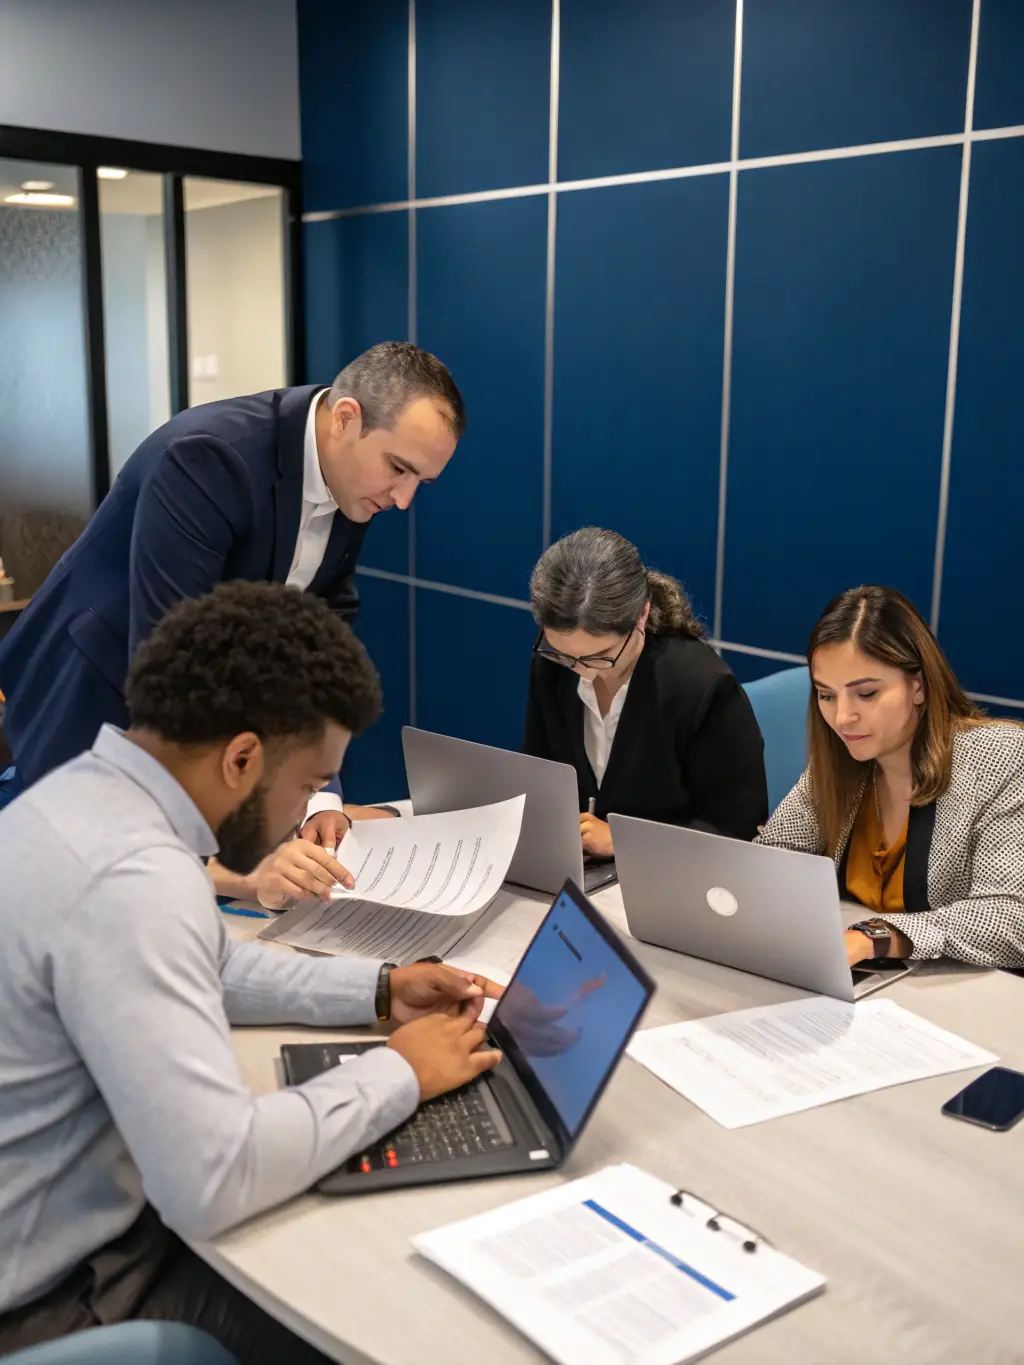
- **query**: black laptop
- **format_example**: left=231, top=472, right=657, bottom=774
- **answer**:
left=280, top=879, right=655, bottom=1195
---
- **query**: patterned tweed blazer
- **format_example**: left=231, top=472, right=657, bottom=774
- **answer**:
left=756, top=724, right=1024, bottom=968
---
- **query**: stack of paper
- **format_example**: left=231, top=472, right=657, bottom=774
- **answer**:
left=258, top=796, right=525, bottom=963
left=628, top=995, right=997, bottom=1128
left=414, top=1163, right=825, bottom=1365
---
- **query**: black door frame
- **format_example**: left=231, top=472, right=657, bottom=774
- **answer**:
left=0, top=123, right=303, bottom=509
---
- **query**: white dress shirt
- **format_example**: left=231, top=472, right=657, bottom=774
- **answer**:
left=286, top=389, right=336, bottom=592
left=578, top=676, right=631, bottom=786
left=289, top=388, right=345, bottom=819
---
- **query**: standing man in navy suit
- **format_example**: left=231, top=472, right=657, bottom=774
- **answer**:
left=0, top=342, right=464, bottom=897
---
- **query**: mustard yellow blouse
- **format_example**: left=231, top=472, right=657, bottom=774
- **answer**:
left=845, top=787, right=908, bottom=914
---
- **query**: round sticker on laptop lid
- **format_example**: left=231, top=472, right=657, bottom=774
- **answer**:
left=706, top=886, right=738, bottom=917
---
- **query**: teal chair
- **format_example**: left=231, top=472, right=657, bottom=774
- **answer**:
left=3, top=1323, right=237, bottom=1364
left=742, top=666, right=810, bottom=815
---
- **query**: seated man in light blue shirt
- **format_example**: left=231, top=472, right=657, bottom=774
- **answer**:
left=0, top=581, right=502, bottom=1364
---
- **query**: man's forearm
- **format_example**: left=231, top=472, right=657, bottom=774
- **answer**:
left=208, top=857, right=253, bottom=902
left=221, top=938, right=384, bottom=1027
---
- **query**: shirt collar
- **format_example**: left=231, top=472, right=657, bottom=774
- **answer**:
left=577, top=675, right=630, bottom=722
left=92, top=725, right=218, bottom=859
left=303, top=388, right=337, bottom=515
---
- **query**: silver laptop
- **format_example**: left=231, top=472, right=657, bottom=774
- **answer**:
left=403, top=728, right=617, bottom=896
left=609, top=814, right=911, bottom=1002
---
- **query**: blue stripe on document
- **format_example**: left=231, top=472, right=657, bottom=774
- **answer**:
left=583, top=1199, right=735, bottom=1302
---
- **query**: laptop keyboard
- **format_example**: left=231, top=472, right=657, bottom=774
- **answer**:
left=347, top=1083, right=515, bottom=1175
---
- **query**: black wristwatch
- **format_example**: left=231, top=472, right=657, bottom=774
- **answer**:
left=849, top=919, right=892, bottom=960
left=375, top=962, right=397, bottom=1021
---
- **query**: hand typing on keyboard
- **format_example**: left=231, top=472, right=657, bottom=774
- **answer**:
left=388, top=1010, right=503, bottom=1101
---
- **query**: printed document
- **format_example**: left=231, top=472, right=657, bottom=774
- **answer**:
left=258, top=796, right=524, bottom=963
left=628, top=996, right=997, bottom=1128
left=414, top=1163, right=824, bottom=1365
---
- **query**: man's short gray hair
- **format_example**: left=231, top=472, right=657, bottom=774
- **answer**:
left=328, top=341, right=466, bottom=438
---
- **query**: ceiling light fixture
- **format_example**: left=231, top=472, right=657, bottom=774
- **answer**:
left=4, top=191, right=76, bottom=207
left=21, top=179, right=55, bottom=191
left=97, top=167, right=128, bottom=180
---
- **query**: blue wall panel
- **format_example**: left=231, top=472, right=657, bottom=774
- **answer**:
left=303, top=212, right=410, bottom=573
left=414, top=593, right=538, bottom=752
left=416, top=196, right=547, bottom=600
left=723, top=148, right=961, bottom=652
left=415, top=0, right=551, bottom=199
left=974, top=0, right=1024, bottom=131
left=299, top=1, right=1024, bottom=717
left=558, top=0, right=734, bottom=181
left=551, top=177, right=729, bottom=623
left=741, top=0, right=972, bottom=158
left=343, top=573, right=411, bottom=802
left=937, top=139, right=1024, bottom=700
left=298, top=0, right=408, bottom=211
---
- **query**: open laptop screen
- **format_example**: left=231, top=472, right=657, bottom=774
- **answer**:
left=489, top=883, right=653, bottom=1142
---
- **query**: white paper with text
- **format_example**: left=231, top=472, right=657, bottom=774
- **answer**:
left=413, top=1163, right=824, bottom=1365
left=628, top=996, right=996, bottom=1129
left=258, top=796, right=525, bottom=962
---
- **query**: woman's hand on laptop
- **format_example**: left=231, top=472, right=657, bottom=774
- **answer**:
left=844, top=929, right=874, bottom=968
left=580, top=813, right=613, bottom=858
left=387, top=1011, right=503, bottom=1101
left=388, top=963, right=504, bottom=1024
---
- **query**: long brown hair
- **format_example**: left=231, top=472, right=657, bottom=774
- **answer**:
left=807, top=585, right=988, bottom=854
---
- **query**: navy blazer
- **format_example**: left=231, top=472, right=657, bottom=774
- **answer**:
left=0, top=386, right=368, bottom=787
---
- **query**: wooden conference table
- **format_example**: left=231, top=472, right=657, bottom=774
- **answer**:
left=207, top=885, right=1024, bottom=1365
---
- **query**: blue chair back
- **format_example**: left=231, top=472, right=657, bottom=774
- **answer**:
left=3, top=1322, right=238, bottom=1365
left=742, top=666, right=811, bottom=814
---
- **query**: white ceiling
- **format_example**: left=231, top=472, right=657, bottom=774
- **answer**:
left=0, top=160, right=282, bottom=215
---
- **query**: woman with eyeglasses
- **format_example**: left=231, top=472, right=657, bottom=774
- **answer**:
left=757, top=585, right=1024, bottom=969
left=524, top=528, right=768, bottom=859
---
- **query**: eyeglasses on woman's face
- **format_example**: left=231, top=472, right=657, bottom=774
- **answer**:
left=532, top=628, right=633, bottom=672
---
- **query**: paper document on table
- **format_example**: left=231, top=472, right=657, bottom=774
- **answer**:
left=258, top=796, right=525, bottom=963
left=628, top=996, right=997, bottom=1129
left=413, top=1163, right=825, bottom=1365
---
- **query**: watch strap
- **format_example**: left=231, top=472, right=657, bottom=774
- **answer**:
left=850, top=919, right=891, bottom=959
left=375, top=962, right=397, bottom=1021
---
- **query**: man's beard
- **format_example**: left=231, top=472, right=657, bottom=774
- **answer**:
left=216, top=782, right=274, bottom=875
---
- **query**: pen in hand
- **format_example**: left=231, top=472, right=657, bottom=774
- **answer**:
left=587, top=797, right=596, bottom=816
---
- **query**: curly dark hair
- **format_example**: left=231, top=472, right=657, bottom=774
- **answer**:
left=125, top=581, right=382, bottom=745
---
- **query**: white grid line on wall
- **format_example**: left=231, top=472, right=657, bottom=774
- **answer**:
left=354, top=567, right=1024, bottom=711
left=406, top=0, right=418, bottom=728
left=345, top=10, right=1023, bottom=714
left=712, top=0, right=745, bottom=641
left=542, top=0, right=560, bottom=551
left=930, top=0, right=981, bottom=634
left=304, top=128, right=1024, bottom=223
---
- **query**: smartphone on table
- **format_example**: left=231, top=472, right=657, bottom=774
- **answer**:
left=942, top=1067, right=1024, bottom=1131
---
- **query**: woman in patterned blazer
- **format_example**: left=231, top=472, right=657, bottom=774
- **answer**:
left=757, top=585, right=1024, bottom=970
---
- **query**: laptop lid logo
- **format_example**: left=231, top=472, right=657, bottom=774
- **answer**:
left=706, top=886, right=739, bottom=917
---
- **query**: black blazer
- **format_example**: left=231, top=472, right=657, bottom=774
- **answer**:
left=523, top=632, right=768, bottom=841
